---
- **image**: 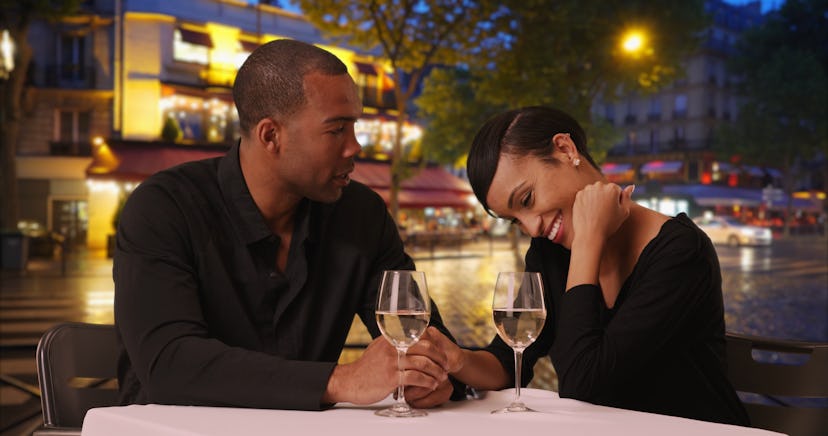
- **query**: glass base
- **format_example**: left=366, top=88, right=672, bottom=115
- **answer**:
left=375, top=403, right=428, bottom=418
left=491, top=401, right=537, bottom=414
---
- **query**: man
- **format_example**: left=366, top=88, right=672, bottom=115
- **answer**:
left=114, top=39, right=458, bottom=410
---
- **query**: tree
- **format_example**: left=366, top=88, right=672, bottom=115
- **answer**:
left=417, top=0, right=707, bottom=168
left=415, top=67, right=496, bottom=166
left=297, top=0, right=504, bottom=221
left=719, top=0, right=828, bottom=234
left=161, top=116, right=183, bottom=142
left=0, top=0, right=82, bottom=230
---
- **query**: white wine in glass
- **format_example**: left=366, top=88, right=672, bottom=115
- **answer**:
left=491, top=271, right=546, bottom=413
left=375, top=270, right=431, bottom=418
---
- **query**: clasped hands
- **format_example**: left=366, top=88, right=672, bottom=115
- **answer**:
left=324, top=326, right=463, bottom=408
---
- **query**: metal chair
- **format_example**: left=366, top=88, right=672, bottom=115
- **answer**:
left=34, top=322, right=120, bottom=435
left=725, top=332, right=828, bottom=436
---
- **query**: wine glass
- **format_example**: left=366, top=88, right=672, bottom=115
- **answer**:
left=491, top=271, right=546, bottom=413
left=374, top=270, right=431, bottom=418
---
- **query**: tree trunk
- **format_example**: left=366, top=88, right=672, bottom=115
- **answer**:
left=389, top=97, right=407, bottom=225
left=0, top=26, right=32, bottom=231
left=510, top=226, right=525, bottom=271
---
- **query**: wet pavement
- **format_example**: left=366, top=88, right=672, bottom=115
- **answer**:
left=1, top=234, right=826, bottom=435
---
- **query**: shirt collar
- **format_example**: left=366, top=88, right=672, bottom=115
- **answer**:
left=218, top=141, right=272, bottom=244
left=218, top=141, right=319, bottom=246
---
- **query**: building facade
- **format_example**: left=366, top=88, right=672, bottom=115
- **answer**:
left=596, top=0, right=766, bottom=188
left=15, top=0, right=414, bottom=250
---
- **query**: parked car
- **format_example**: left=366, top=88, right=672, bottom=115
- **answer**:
left=692, top=215, right=772, bottom=247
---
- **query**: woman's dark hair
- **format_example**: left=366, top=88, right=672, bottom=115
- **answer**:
left=466, top=106, right=598, bottom=214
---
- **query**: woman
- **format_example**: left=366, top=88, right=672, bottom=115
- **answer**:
left=432, top=106, right=749, bottom=425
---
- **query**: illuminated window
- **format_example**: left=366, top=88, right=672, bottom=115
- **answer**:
left=674, top=94, right=687, bottom=118
left=173, top=29, right=211, bottom=65
left=160, top=93, right=235, bottom=143
left=236, top=40, right=258, bottom=69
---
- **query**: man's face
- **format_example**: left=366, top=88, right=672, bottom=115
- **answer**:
left=277, top=73, right=363, bottom=203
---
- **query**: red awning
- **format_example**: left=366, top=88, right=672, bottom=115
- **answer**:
left=641, top=160, right=683, bottom=175
left=370, top=188, right=475, bottom=209
left=87, top=144, right=474, bottom=209
left=349, top=161, right=474, bottom=209
left=87, top=142, right=227, bottom=182
left=351, top=161, right=472, bottom=193
left=600, top=163, right=633, bottom=175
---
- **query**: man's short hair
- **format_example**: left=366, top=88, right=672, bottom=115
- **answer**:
left=232, top=39, right=348, bottom=135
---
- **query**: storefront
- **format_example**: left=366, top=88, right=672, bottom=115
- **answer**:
left=84, top=142, right=477, bottom=250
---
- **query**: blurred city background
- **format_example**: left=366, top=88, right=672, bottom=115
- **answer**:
left=1, top=0, right=826, bottom=435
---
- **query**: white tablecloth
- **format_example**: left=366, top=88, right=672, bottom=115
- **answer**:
left=82, top=388, right=782, bottom=436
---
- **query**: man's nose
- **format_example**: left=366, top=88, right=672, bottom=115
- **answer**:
left=344, top=133, right=361, bottom=157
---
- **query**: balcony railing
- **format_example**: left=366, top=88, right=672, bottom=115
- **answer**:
left=607, top=139, right=712, bottom=156
left=49, top=141, right=92, bottom=157
left=37, top=65, right=97, bottom=88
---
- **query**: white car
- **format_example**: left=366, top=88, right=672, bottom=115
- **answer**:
left=692, top=215, right=772, bottom=246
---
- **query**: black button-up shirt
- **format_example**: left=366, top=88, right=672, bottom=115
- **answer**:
left=114, top=142, right=456, bottom=410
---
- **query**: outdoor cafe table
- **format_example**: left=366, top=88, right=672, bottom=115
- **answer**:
left=81, top=388, right=782, bottom=436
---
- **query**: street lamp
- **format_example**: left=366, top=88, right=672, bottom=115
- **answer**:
left=620, top=29, right=647, bottom=57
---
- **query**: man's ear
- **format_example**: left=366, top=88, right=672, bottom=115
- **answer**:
left=254, top=118, right=280, bottom=152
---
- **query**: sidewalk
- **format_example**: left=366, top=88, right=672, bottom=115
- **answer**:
left=1, top=248, right=116, bottom=436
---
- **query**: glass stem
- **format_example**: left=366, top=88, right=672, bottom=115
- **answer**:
left=396, top=348, right=406, bottom=407
left=513, top=349, right=523, bottom=404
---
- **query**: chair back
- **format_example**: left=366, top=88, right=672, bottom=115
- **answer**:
left=36, top=322, right=120, bottom=429
left=725, top=332, right=828, bottom=436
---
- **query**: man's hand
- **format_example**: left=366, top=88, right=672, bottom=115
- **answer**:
left=322, top=331, right=449, bottom=406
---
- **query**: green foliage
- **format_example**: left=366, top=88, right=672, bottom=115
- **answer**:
left=161, top=116, right=183, bottom=142
left=417, top=0, right=707, bottom=166
left=416, top=68, right=504, bottom=166
left=0, top=0, right=83, bottom=25
left=298, top=0, right=504, bottom=75
left=719, top=0, right=828, bottom=170
left=474, top=0, right=706, bottom=113
left=298, top=0, right=506, bottom=217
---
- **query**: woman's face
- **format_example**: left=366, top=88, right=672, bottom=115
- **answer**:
left=484, top=138, right=591, bottom=249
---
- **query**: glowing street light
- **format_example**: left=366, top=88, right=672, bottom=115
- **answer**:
left=621, top=30, right=646, bottom=55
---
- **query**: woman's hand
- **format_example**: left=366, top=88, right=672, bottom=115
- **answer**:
left=571, top=182, right=635, bottom=246
left=413, top=327, right=465, bottom=374
left=403, top=327, right=463, bottom=408
left=566, top=182, right=634, bottom=301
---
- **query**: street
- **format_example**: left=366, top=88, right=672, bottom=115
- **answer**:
left=1, top=234, right=826, bottom=435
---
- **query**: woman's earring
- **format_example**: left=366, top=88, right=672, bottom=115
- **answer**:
left=573, top=158, right=581, bottom=168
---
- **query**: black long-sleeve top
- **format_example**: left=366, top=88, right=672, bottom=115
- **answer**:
left=484, top=214, right=749, bottom=425
left=114, top=143, right=459, bottom=410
